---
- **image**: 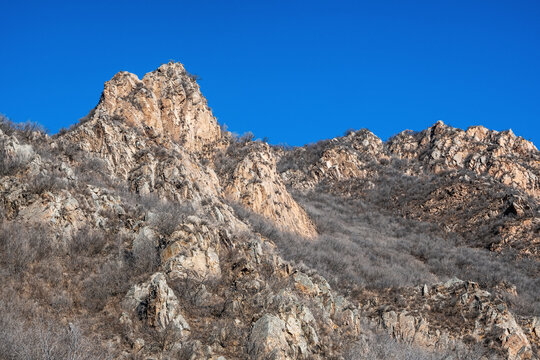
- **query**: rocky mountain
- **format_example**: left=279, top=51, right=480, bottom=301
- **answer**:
left=0, top=62, right=538, bottom=359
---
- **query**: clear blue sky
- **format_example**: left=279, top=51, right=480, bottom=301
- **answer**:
left=1, top=0, right=539, bottom=146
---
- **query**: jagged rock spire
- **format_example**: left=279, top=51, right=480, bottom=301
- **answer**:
left=93, top=61, right=221, bottom=151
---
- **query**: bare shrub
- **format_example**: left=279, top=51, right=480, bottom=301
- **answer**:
left=232, top=190, right=540, bottom=315
left=80, top=232, right=159, bottom=313
left=0, top=150, right=25, bottom=176
left=150, top=201, right=194, bottom=237
left=0, top=115, right=47, bottom=140
left=143, top=322, right=183, bottom=353
left=28, top=171, right=66, bottom=194
left=0, top=297, right=110, bottom=359
left=129, top=234, right=160, bottom=275
left=69, top=227, right=108, bottom=257
left=0, top=222, right=53, bottom=275
left=82, top=259, right=131, bottom=312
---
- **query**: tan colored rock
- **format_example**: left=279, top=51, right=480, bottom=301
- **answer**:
left=248, top=314, right=290, bottom=360
left=224, top=142, right=317, bottom=238
left=123, top=272, right=190, bottom=335
left=371, top=279, right=533, bottom=359
left=387, top=121, right=540, bottom=198
left=95, top=62, right=221, bottom=152
left=293, top=272, right=319, bottom=296
left=493, top=311, right=531, bottom=360
left=279, top=129, right=384, bottom=189
left=0, top=129, right=35, bottom=170
left=55, top=62, right=226, bottom=206
left=128, top=149, right=222, bottom=201
left=159, top=218, right=223, bottom=280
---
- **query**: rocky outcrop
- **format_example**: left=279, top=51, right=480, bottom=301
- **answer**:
left=122, top=272, right=190, bottom=335
left=278, top=122, right=539, bottom=258
left=57, top=63, right=316, bottom=239
left=387, top=121, right=540, bottom=198
left=280, top=121, right=539, bottom=201
left=279, top=129, right=384, bottom=189
left=248, top=314, right=290, bottom=360
left=365, top=278, right=533, bottom=359
left=0, top=128, right=36, bottom=175
left=127, top=147, right=223, bottom=201
left=55, top=96, right=223, bottom=202
left=222, top=142, right=317, bottom=238
left=160, top=215, right=223, bottom=281
left=92, top=62, right=221, bottom=152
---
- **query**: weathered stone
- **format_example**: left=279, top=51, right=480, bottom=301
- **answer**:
left=223, top=142, right=317, bottom=238
left=248, top=314, right=290, bottom=360
left=123, top=272, right=190, bottom=336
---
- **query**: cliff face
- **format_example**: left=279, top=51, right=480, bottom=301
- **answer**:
left=0, top=62, right=538, bottom=359
left=57, top=62, right=315, bottom=238
left=94, top=62, right=222, bottom=152
left=219, top=141, right=317, bottom=238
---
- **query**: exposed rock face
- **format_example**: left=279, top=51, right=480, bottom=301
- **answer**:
left=160, top=216, right=223, bottom=280
left=365, top=278, right=533, bottom=359
left=55, top=65, right=224, bottom=199
left=278, top=121, right=540, bottom=258
left=58, top=62, right=314, bottom=238
left=248, top=314, right=290, bottom=360
left=122, top=272, right=190, bottom=336
left=0, top=129, right=36, bottom=173
left=387, top=121, right=540, bottom=198
left=94, top=62, right=221, bottom=152
left=127, top=147, right=223, bottom=201
left=279, top=129, right=384, bottom=189
left=222, top=142, right=317, bottom=238
left=0, top=63, right=538, bottom=360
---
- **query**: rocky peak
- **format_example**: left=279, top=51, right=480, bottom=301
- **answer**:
left=53, top=63, right=316, bottom=238
left=387, top=121, right=540, bottom=197
left=87, top=61, right=222, bottom=152
left=51, top=62, right=231, bottom=203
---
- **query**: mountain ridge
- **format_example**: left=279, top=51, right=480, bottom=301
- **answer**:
left=0, top=62, right=538, bottom=359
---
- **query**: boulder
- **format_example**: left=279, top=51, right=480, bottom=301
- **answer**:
left=248, top=314, right=290, bottom=360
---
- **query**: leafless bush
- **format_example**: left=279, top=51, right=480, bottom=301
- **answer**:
left=0, top=298, right=110, bottom=359
left=0, top=222, right=53, bottom=275
left=28, top=171, right=66, bottom=194
left=129, top=234, right=160, bottom=275
left=0, top=150, right=25, bottom=176
left=345, top=328, right=495, bottom=360
left=143, top=322, right=184, bottom=353
left=82, top=259, right=131, bottom=312
left=80, top=232, right=159, bottom=312
left=232, top=190, right=540, bottom=315
left=150, top=201, right=194, bottom=237
left=69, top=227, right=108, bottom=257
left=80, top=156, right=108, bottom=174
left=0, top=114, right=47, bottom=139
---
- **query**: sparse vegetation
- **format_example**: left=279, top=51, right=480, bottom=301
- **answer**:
left=0, top=298, right=110, bottom=359
left=232, top=190, right=540, bottom=316
left=0, top=64, right=537, bottom=359
left=345, top=324, right=493, bottom=360
left=150, top=201, right=194, bottom=236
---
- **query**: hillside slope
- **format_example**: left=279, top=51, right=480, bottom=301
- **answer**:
left=0, top=62, right=538, bottom=359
